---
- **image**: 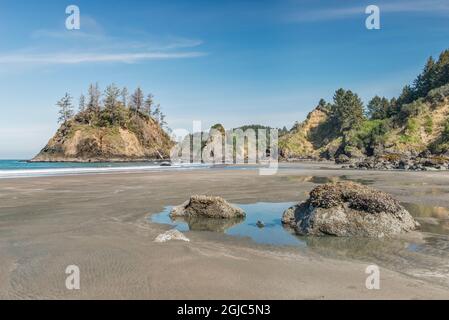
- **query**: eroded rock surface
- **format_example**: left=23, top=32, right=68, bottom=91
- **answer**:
left=282, top=182, right=419, bottom=238
left=170, top=195, right=245, bottom=219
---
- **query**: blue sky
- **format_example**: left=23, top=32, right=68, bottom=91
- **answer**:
left=1, top=0, right=449, bottom=158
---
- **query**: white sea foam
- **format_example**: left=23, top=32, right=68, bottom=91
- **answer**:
left=0, top=163, right=210, bottom=179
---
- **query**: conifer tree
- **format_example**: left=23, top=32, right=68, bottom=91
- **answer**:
left=414, top=57, right=436, bottom=97
left=160, top=112, right=167, bottom=128
left=57, top=93, right=74, bottom=124
left=397, top=85, right=415, bottom=106
left=331, top=89, right=365, bottom=132
left=78, top=94, right=86, bottom=112
left=367, top=95, right=390, bottom=120
left=144, top=94, right=154, bottom=116
left=87, top=83, right=101, bottom=112
left=435, top=50, right=449, bottom=88
left=121, top=87, right=129, bottom=108
left=131, top=87, right=144, bottom=113
left=104, top=84, right=123, bottom=125
left=104, top=84, right=120, bottom=110
left=152, top=104, right=161, bottom=123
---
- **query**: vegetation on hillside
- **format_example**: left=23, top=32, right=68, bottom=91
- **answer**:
left=56, top=83, right=169, bottom=132
left=33, top=84, right=174, bottom=161
left=280, top=48, right=449, bottom=159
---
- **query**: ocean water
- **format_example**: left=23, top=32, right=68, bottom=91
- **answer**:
left=0, top=160, right=209, bottom=178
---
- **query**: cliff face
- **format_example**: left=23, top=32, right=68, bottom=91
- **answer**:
left=279, top=105, right=336, bottom=159
left=32, top=115, right=174, bottom=162
left=280, top=48, right=449, bottom=161
left=279, top=86, right=449, bottom=160
left=381, top=100, right=449, bottom=156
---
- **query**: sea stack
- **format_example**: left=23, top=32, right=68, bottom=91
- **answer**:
left=32, top=111, right=173, bottom=162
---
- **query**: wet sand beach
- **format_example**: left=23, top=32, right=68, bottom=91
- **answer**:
left=0, top=163, right=448, bottom=299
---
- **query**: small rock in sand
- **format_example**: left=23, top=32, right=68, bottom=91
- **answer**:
left=170, top=195, right=245, bottom=219
left=154, top=229, right=190, bottom=243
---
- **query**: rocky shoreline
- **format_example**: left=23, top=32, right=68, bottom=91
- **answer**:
left=280, top=154, right=449, bottom=171
left=336, top=153, right=449, bottom=171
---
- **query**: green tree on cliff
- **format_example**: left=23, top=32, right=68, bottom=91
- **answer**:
left=130, top=87, right=144, bottom=113
left=399, top=50, right=449, bottom=103
left=87, top=83, right=101, bottom=112
left=143, top=94, right=154, bottom=116
left=160, top=112, right=167, bottom=128
left=78, top=94, right=86, bottom=113
left=331, top=89, right=365, bottom=132
left=104, top=84, right=121, bottom=110
left=397, top=85, right=415, bottom=107
left=56, top=93, right=74, bottom=124
left=152, top=104, right=161, bottom=123
left=367, top=95, right=390, bottom=120
left=317, top=98, right=331, bottom=111
left=414, top=57, right=437, bottom=97
left=121, top=87, right=129, bottom=108
left=103, top=84, right=126, bottom=126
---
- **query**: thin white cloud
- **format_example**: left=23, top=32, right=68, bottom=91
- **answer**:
left=30, top=29, right=204, bottom=50
left=0, top=51, right=206, bottom=65
left=31, top=29, right=107, bottom=41
left=289, top=0, right=449, bottom=22
left=3, top=15, right=206, bottom=66
left=155, top=38, right=204, bottom=50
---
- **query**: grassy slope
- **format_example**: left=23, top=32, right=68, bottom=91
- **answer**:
left=280, top=85, right=449, bottom=159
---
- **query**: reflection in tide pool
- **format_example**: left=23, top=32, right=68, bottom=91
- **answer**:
left=151, top=201, right=449, bottom=245
left=150, top=200, right=449, bottom=288
left=403, top=202, right=449, bottom=235
left=151, top=202, right=305, bottom=246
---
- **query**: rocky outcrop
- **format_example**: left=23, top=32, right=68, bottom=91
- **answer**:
left=32, top=115, right=173, bottom=162
left=282, top=182, right=419, bottom=238
left=279, top=105, right=331, bottom=159
left=279, top=73, right=449, bottom=164
left=342, top=153, right=449, bottom=171
left=170, top=195, right=245, bottom=219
